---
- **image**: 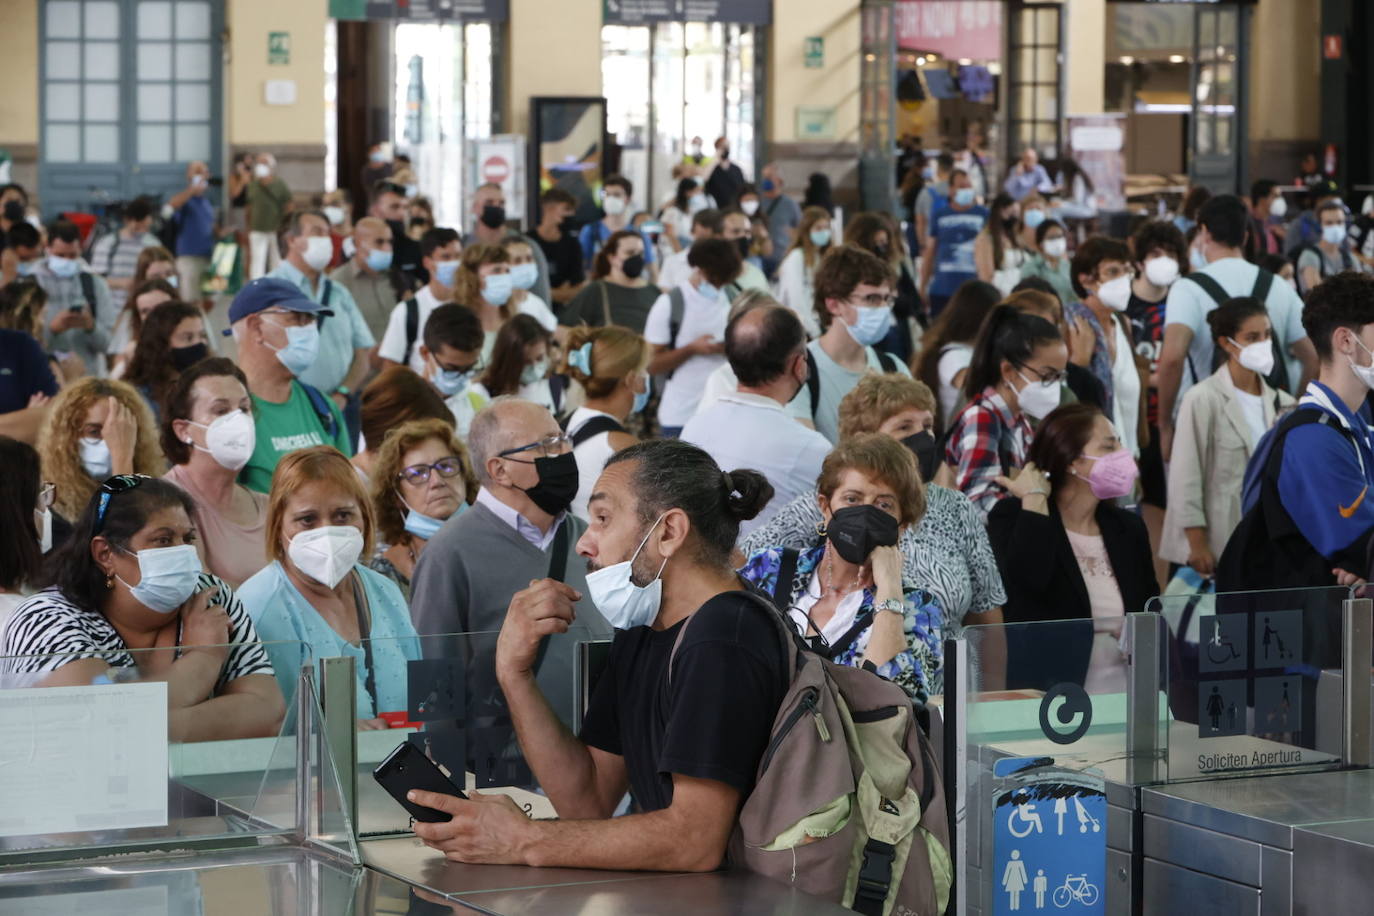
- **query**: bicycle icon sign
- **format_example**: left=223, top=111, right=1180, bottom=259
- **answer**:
left=1053, top=874, right=1099, bottom=908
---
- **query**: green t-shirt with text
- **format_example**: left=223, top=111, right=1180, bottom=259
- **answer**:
left=239, top=381, right=351, bottom=493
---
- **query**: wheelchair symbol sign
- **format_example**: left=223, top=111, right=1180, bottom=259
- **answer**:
left=1008, top=796, right=1044, bottom=838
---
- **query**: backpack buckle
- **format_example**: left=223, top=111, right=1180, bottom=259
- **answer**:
left=855, top=838, right=896, bottom=908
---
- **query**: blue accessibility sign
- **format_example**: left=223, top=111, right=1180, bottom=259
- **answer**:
left=991, top=757, right=1106, bottom=915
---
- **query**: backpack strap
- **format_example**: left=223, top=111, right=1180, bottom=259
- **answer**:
left=78, top=272, right=97, bottom=320
left=875, top=350, right=899, bottom=373
left=666, top=286, right=687, bottom=380
left=569, top=413, right=624, bottom=447
left=1251, top=267, right=1275, bottom=303
left=773, top=548, right=800, bottom=610
left=402, top=297, right=420, bottom=363
left=299, top=382, right=341, bottom=441
left=315, top=278, right=333, bottom=330
left=1183, top=272, right=1230, bottom=307
left=805, top=349, right=821, bottom=422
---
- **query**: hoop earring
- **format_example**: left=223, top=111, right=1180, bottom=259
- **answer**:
left=815, top=520, right=827, bottom=537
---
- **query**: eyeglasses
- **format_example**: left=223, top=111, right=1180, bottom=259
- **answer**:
left=498, top=433, right=571, bottom=461
left=849, top=292, right=898, bottom=309
left=37, top=481, right=55, bottom=511
left=1017, top=363, right=1067, bottom=386
left=397, top=457, right=466, bottom=485
left=94, top=474, right=149, bottom=534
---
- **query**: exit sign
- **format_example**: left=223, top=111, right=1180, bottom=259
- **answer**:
left=804, top=36, right=824, bottom=69
left=268, top=31, right=291, bottom=65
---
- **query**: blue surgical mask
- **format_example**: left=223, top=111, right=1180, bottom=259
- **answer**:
left=434, top=260, right=460, bottom=288
left=115, top=544, right=203, bottom=614
left=1190, top=247, right=1208, bottom=271
left=844, top=305, right=894, bottom=347
left=266, top=319, right=320, bottom=376
left=15, top=260, right=39, bottom=277
left=509, top=262, right=539, bottom=290
left=483, top=273, right=514, bottom=306
left=810, top=228, right=832, bottom=248
left=401, top=497, right=460, bottom=541
left=1323, top=224, right=1348, bottom=246
left=584, top=512, right=669, bottom=630
left=432, top=365, right=471, bottom=396
left=1023, top=209, right=1046, bottom=229
left=698, top=281, right=721, bottom=300
left=366, top=248, right=393, bottom=272
left=954, top=188, right=976, bottom=207
left=760, top=178, right=776, bottom=193
left=632, top=375, right=651, bottom=414
left=521, top=358, right=549, bottom=385
left=47, top=255, right=80, bottom=279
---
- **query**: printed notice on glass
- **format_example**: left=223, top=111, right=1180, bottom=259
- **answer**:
left=0, top=682, right=168, bottom=836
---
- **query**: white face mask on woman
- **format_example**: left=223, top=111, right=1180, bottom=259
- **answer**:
left=1013, top=369, right=1060, bottom=420
left=287, top=526, right=363, bottom=588
left=185, top=410, right=256, bottom=471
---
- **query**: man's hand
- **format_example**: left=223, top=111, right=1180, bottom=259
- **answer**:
left=1187, top=543, right=1216, bottom=579
left=496, top=579, right=579, bottom=681
left=687, top=334, right=723, bottom=356
left=49, top=309, right=91, bottom=334
left=410, top=790, right=533, bottom=865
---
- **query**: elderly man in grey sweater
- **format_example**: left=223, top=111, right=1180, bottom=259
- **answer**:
left=409, top=397, right=609, bottom=727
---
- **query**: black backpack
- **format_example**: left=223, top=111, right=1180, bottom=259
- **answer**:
left=1215, top=407, right=1365, bottom=593
left=1182, top=268, right=1290, bottom=394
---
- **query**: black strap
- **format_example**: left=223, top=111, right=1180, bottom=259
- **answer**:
left=875, top=350, right=898, bottom=373
left=79, top=272, right=97, bottom=320
left=315, top=278, right=333, bottom=330
left=852, top=838, right=898, bottom=916
left=350, top=571, right=380, bottom=715
left=569, top=414, right=624, bottom=447
left=805, top=350, right=821, bottom=421
left=403, top=297, right=420, bottom=362
left=1184, top=272, right=1230, bottom=307
left=533, top=521, right=572, bottom=674
left=105, top=234, right=120, bottom=275
left=772, top=548, right=800, bottom=609
left=299, top=382, right=341, bottom=441
left=666, top=286, right=687, bottom=380
left=1251, top=267, right=1275, bottom=303
left=820, top=609, right=879, bottom=661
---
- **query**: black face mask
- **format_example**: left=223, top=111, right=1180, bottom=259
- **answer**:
left=170, top=342, right=209, bottom=371
left=2, top=200, right=24, bottom=222
left=559, top=216, right=577, bottom=234
left=1002, top=217, right=1018, bottom=235
left=825, top=504, right=899, bottom=565
left=900, top=430, right=939, bottom=483
left=519, top=451, right=580, bottom=516
left=735, top=236, right=752, bottom=258
left=873, top=242, right=890, bottom=259
left=621, top=254, right=646, bottom=279
left=480, top=204, right=506, bottom=229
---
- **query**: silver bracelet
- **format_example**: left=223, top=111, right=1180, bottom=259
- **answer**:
left=1024, top=489, right=1049, bottom=496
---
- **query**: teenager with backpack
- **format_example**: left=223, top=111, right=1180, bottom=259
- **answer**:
left=1156, top=194, right=1317, bottom=460
left=1217, top=272, right=1374, bottom=593
left=1296, top=200, right=1371, bottom=296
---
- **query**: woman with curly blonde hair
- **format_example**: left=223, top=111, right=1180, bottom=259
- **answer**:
left=38, top=377, right=165, bottom=519
left=367, top=417, right=477, bottom=598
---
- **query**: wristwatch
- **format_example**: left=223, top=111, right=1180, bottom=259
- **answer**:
left=873, top=598, right=904, bottom=619
left=334, top=385, right=351, bottom=397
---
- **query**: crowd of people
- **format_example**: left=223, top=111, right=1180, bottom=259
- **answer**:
left=2, top=138, right=1374, bottom=875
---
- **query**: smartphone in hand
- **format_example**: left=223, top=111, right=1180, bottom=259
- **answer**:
left=373, top=741, right=467, bottom=823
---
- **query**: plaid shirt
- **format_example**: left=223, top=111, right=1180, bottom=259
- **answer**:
left=946, top=387, right=1033, bottom=519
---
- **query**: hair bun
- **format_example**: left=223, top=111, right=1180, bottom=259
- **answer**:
left=722, top=468, right=774, bottom=522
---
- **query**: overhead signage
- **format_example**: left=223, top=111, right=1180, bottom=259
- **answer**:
left=329, top=0, right=511, bottom=21
left=603, top=0, right=772, bottom=25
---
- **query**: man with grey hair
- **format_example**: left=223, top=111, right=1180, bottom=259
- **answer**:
left=246, top=152, right=292, bottom=278
left=682, top=303, right=829, bottom=535
left=269, top=209, right=374, bottom=448
left=410, top=397, right=609, bottom=726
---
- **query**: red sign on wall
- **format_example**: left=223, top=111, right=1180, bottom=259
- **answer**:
left=482, top=156, right=511, bottom=185
left=896, top=1, right=1003, bottom=61
left=1324, top=34, right=1342, bottom=60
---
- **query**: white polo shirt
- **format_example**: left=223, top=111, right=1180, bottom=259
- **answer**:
left=681, top=391, right=833, bottom=538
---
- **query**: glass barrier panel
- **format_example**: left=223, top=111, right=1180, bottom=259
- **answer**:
left=1147, top=584, right=1352, bottom=781
left=352, top=628, right=598, bottom=838
left=957, top=617, right=1140, bottom=916
left=0, top=640, right=311, bottom=863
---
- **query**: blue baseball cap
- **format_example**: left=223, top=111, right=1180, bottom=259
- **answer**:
left=222, top=278, right=333, bottom=335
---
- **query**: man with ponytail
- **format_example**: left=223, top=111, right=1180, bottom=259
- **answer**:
left=407, top=439, right=787, bottom=873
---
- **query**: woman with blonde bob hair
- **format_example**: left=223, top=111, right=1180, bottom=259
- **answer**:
left=368, top=417, right=478, bottom=597
left=560, top=324, right=651, bottom=519
left=39, top=377, right=164, bottom=520
left=775, top=204, right=835, bottom=337
left=740, top=433, right=944, bottom=699
left=237, top=445, right=419, bottom=728
left=740, top=371, right=1007, bottom=644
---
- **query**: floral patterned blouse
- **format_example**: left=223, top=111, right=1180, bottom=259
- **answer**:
left=739, top=545, right=945, bottom=701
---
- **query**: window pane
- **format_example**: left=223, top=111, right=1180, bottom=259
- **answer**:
left=176, top=42, right=211, bottom=80
left=46, top=1, right=81, bottom=38
left=138, top=83, right=172, bottom=120
left=84, top=42, right=120, bottom=80
left=85, top=1, right=120, bottom=39
left=138, top=124, right=172, bottom=161
left=175, top=1, right=211, bottom=39
left=139, top=42, right=172, bottom=80
left=47, top=42, right=82, bottom=80
left=174, top=83, right=209, bottom=120
left=84, top=125, right=119, bottom=162
left=175, top=124, right=211, bottom=162
left=46, top=83, right=81, bottom=121
left=138, top=1, right=172, bottom=39
left=46, top=124, right=82, bottom=162
left=84, top=83, right=120, bottom=122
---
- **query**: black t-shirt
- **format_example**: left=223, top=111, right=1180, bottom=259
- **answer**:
left=579, top=590, right=788, bottom=813
left=534, top=231, right=586, bottom=291
left=1125, top=291, right=1167, bottom=426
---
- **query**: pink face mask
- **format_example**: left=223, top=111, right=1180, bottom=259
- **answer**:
left=1075, top=449, right=1138, bottom=500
